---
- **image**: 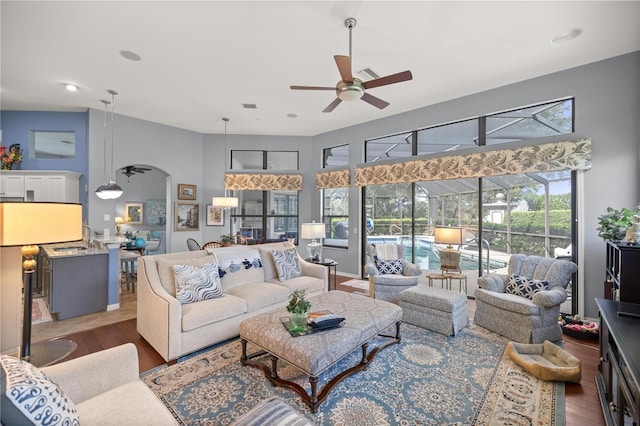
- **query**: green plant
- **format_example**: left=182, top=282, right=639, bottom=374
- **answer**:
left=287, top=289, right=311, bottom=314
left=597, top=205, right=639, bottom=241
left=220, top=234, right=235, bottom=244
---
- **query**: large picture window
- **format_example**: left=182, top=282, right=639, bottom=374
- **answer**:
left=322, top=144, right=349, bottom=248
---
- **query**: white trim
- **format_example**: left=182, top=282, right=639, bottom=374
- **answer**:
left=106, top=303, right=120, bottom=311
left=577, top=169, right=585, bottom=318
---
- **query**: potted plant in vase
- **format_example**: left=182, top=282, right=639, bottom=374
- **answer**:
left=597, top=205, right=640, bottom=242
left=287, top=289, right=311, bottom=333
left=220, top=234, right=235, bottom=247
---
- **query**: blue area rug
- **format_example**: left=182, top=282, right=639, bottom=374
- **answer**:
left=142, top=323, right=563, bottom=425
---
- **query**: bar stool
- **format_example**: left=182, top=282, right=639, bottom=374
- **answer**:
left=120, top=250, right=140, bottom=293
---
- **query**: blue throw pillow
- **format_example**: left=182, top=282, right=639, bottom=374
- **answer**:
left=173, top=262, right=224, bottom=304
left=271, top=249, right=302, bottom=282
left=505, top=274, right=549, bottom=299
left=375, top=256, right=403, bottom=274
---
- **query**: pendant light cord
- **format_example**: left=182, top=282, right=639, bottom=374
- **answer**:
left=100, top=99, right=110, bottom=184
left=108, top=90, right=118, bottom=183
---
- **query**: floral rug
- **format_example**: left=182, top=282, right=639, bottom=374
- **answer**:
left=142, top=323, right=564, bottom=425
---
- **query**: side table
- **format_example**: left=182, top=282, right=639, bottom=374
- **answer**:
left=306, top=258, right=338, bottom=291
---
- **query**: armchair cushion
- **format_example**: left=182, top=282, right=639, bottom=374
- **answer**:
left=1, top=355, right=79, bottom=426
left=173, top=262, right=224, bottom=304
left=375, top=256, right=403, bottom=274
left=505, top=274, right=549, bottom=300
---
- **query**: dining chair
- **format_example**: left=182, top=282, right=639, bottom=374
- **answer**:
left=186, top=238, right=201, bottom=251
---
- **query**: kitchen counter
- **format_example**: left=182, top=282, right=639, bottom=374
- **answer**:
left=40, top=241, right=108, bottom=258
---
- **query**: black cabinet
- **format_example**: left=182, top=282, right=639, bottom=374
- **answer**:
left=596, top=298, right=640, bottom=426
left=605, top=240, right=640, bottom=304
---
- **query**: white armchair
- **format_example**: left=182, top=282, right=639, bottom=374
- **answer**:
left=364, top=243, right=421, bottom=303
left=474, top=254, right=578, bottom=343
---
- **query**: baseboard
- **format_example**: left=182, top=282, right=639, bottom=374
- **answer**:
left=106, top=303, right=120, bottom=311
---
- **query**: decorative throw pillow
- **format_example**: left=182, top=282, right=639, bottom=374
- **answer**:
left=1, top=355, right=79, bottom=426
left=271, top=248, right=302, bottom=282
left=375, top=256, right=403, bottom=275
left=506, top=274, right=550, bottom=299
left=173, top=262, right=224, bottom=304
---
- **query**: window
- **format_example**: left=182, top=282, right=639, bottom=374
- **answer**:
left=322, top=145, right=349, bottom=248
left=229, top=150, right=299, bottom=243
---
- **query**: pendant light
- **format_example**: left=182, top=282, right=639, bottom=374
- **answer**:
left=95, top=89, right=123, bottom=200
left=212, top=117, right=238, bottom=208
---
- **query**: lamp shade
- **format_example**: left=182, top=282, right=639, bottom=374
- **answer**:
left=0, top=202, right=83, bottom=246
left=114, top=216, right=124, bottom=224
left=95, top=181, right=123, bottom=200
left=301, top=222, right=325, bottom=240
left=434, top=227, right=463, bottom=246
left=212, top=196, right=238, bottom=208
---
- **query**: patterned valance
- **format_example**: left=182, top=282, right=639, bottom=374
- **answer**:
left=225, top=173, right=303, bottom=191
left=354, top=139, right=591, bottom=186
left=316, top=168, right=351, bottom=189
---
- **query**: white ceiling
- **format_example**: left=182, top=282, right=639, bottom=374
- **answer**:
left=1, top=1, right=638, bottom=137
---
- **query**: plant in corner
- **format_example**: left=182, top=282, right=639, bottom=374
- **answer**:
left=287, top=289, right=311, bottom=333
left=219, top=234, right=235, bottom=246
left=597, top=204, right=640, bottom=242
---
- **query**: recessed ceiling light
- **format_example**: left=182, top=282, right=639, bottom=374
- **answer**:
left=552, top=28, right=583, bottom=44
left=65, top=83, right=78, bottom=92
left=119, top=50, right=142, bottom=61
left=286, top=113, right=298, bottom=118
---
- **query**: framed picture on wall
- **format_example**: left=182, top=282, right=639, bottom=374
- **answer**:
left=124, top=202, right=144, bottom=225
left=206, top=204, right=224, bottom=226
left=178, top=184, right=197, bottom=200
left=175, top=202, right=200, bottom=231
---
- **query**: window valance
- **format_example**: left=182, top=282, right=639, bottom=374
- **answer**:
left=316, top=168, right=351, bottom=189
left=354, top=139, right=591, bottom=186
left=225, top=173, right=303, bottom=191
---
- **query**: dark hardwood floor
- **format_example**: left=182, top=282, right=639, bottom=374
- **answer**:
left=58, top=275, right=605, bottom=425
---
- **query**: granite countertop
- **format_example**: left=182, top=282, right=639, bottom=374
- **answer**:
left=41, top=241, right=109, bottom=258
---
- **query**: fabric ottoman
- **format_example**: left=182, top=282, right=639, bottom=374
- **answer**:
left=399, top=286, right=469, bottom=336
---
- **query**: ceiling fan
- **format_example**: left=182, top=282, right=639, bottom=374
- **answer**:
left=121, top=165, right=151, bottom=178
left=291, top=17, right=413, bottom=113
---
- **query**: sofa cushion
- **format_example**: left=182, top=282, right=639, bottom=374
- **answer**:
left=267, top=275, right=325, bottom=295
left=1, top=355, right=79, bottom=426
left=375, top=256, right=403, bottom=274
left=257, top=242, right=296, bottom=281
left=156, top=255, right=214, bottom=296
left=225, top=283, right=290, bottom=312
left=271, top=249, right=302, bottom=281
left=173, top=262, right=224, bottom=304
left=506, top=274, right=549, bottom=300
left=75, top=380, right=176, bottom=425
left=181, top=294, right=247, bottom=332
left=475, top=288, right=541, bottom=316
left=210, top=247, right=265, bottom=291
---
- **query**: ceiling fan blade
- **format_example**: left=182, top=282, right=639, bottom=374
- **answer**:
left=361, top=92, right=390, bottom=110
left=290, top=85, right=336, bottom=91
left=334, top=55, right=353, bottom=83
left=322, top=97, right=342, bottom=113
left=362, top=70, right=413, bottom=90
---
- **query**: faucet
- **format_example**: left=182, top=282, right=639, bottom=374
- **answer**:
left=82, top=225, right=91, bottom=246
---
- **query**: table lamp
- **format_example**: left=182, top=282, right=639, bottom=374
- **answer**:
left=301, top=222, right=325, bottom=261
left=0, top=202, right=82, bottom=362
left=434, top=227, right=463, bottom=250
left=114, top=216, right=124, bottom=236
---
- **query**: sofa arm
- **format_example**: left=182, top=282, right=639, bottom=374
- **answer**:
left=41, top=343, right=139, bottom=404
left=532, top=286, right=568, bottom=308
left=364, top=261, right=380, bottom=276
left=477, top=273, right=508, bottom=293
left=299, top=258, right=329, bottom=291
left=403, top=262, right=421, bottom=277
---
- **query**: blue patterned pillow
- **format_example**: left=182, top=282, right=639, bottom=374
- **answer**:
left=173, top=262, right=224, bottom=304
left=375, top=256, right=403, bottom=274
left=1, top=355, right=79, bottom=426
left=271, top=249, right=302, bottom=282
left=505, top=274, right=549, bottom=299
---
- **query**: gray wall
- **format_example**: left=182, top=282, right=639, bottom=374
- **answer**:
left=87, top=51, right=639, bottom=318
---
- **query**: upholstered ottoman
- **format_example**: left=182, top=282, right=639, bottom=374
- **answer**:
left=399, top=286, right=469, bottom=336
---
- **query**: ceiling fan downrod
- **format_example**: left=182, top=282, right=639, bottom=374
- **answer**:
left=345, top=18, right=356, bottom=64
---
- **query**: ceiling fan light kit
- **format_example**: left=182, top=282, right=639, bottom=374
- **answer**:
left=291, top=17, right=412, bottom=113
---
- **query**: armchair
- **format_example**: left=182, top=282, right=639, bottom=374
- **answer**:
left=364, top=243, right=421, bottom=303
left=474, top=254, right=578, bottom=343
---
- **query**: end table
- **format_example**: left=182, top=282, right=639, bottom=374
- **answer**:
left=306, top=258, right=338, bottom=291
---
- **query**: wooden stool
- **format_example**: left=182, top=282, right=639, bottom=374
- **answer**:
left=448, top=272, right=468, bottom=294
left=120, top=250, right=140, bottom=293
left=427, top=272, right=450, bottom=289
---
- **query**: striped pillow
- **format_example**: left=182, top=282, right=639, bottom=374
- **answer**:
left=271, top=249, right=302, bottom=282
left=173, top=262, right=224, bottom=304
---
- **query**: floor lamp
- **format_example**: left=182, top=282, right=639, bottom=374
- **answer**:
left=0, top=202, right=82, bottom=364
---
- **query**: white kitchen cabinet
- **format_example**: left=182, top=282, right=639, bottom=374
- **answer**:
left=0, top=173, right=25, bottom=199
left=2, top=170, right=81, bottom=202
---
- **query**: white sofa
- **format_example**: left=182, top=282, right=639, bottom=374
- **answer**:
left=1, top=343, right=177, bottom=425
left=137, top=242, right=328, bottom=362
